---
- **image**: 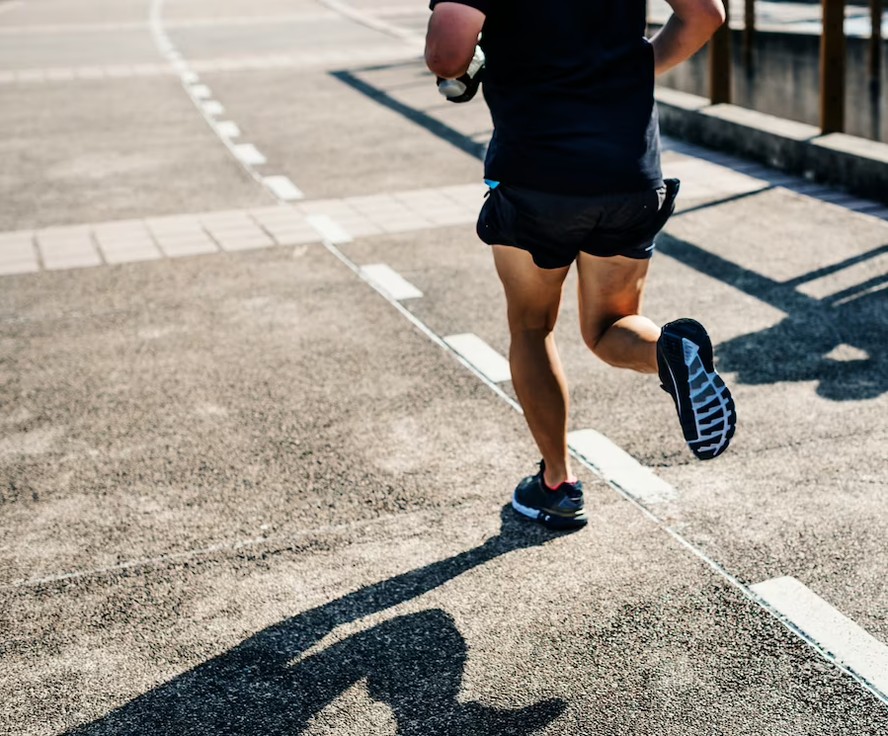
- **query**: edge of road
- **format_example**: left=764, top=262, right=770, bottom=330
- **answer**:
left=656, top=86, right=888, bottom=206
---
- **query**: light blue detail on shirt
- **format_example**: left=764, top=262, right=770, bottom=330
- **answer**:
left=484, top=179, right=500, bottom=189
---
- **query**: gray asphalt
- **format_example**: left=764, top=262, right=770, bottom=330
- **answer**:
left=1, top=1, right=887, bottom=734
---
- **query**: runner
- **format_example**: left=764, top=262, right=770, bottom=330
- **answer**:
left=425, top=0, right=736, bottom=529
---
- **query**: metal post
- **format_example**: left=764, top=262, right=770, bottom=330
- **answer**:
left=820, top=0, right=846, bottom=134
left=870, top=0, right=883, bottom=81
left=709, top=0, right=732, bottom=103
left=744, top=0, right=756, bottom=68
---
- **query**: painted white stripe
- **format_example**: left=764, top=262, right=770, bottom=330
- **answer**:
left=752, top=576, right=888, bottom=696
left=359, top=263, right=423, bottom=300
left=214, top=121, right=240, bottom=139
left=263, top=175, right=303, bottom=201
left=306, top=214, right=352, bottom=244
left=189, top=83, right=211, bottom=99
left=201, top=100, right=224, bottom=116
left=443, top=333, right=511, bottom=383
left=568, top=428, right=677, bottom=503
left=232, top=143, right=267, bottom=166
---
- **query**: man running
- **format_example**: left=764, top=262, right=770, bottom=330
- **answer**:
left=425, top=0, right=735, bottom=530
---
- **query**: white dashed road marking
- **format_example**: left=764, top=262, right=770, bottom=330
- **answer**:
left=443, top=333, right=512, bottom=384
left=232, top=143, right=267, bottom=166
left=201, top=100, right=224, bottom=116
left=188, top=83, right=212, bottom=100
left=213, top=121, right=240, bottom=139
left=263, top=175, right=303, bottom=201
left=359, top=263, right=423, bottom=300
left=568, top=428, right=677, bottom=504
left=306, top=214, right=353, bottom=244
left=752, top=576, right=888, bottom=699
left=149, top=0, right=279, bottom=200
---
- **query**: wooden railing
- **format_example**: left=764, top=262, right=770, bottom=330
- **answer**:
left=703, top=0, right=884, bottom=134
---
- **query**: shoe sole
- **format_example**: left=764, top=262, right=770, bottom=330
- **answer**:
left=511, top=493, right=588, bottom=530
left=658, top=319, right=736, bottom=460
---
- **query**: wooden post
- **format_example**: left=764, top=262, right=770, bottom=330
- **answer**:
left=870, top=0, right=883, bottom=81
left=709, top=0, right=732, bottom=103
left=744, top=0, right=756, bottom=68
left=820, top=0, right=846, bottom=134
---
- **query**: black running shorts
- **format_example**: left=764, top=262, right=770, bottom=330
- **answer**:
left=476, top=178, right=680, bottom=269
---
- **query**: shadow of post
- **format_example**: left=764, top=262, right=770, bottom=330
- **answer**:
left=64, top=506, right=568, bottom=735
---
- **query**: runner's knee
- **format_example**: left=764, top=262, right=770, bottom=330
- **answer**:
left=506, top=302, right=560, bottom=335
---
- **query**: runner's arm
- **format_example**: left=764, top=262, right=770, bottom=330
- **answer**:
left=650, top=0, right=726, bottom=76
left=425, top=1, right=486, bottom=79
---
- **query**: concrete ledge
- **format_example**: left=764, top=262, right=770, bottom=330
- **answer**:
left=656, top=87, right=888, bottom=205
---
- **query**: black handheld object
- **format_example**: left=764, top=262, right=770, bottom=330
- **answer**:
left=437, top=46, right=485, bottom=103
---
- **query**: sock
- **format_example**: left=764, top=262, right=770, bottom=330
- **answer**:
left=544, top=476, right=578, bottom=492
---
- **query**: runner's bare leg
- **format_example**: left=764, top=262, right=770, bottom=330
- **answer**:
left=492, top=245, right=573, bottom=488
left=576, top=252, right=660, bottom=373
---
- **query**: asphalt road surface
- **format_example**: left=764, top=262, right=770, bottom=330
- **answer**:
left=1, top=1, right=887, bottom=734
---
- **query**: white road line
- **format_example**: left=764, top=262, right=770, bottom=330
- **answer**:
left=148, top=0, right=279, bottom=203
left=263, top=175, right=303, bottom=201
left=568, top=428, right=677, bottom=504
left=201, top=100, right=224, bottom=116
left=306, top=214, right=352, bottom=244
left=214, top=121, right=241, bottom=139
left=232, top=143, right=267, bottom=166
left=188, top=83, right=212, bottom=100
left=752, top=576, right=888, bottom=698
left=359, top=263, right=423, bottom=300
left=443, top=333, right=512, bottom=383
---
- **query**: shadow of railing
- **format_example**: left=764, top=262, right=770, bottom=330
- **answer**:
left=64, top=506, right=567, bottom=735
left=331, top=67, right=488, bottom=161
left=658, top=236, right=887, bottom=400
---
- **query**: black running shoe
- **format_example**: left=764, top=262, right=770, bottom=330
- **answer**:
left=511, top=461, right=588, bottom=530
left=657, top=318, right=736, bottom=460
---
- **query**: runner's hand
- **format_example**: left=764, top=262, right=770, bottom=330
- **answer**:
left=437, top=45, right=485, bottom=103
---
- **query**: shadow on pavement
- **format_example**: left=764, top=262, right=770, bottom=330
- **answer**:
left=64, top=506, right=567, bottom=735
left=659, top=236, right=887, bottom=400
left=331, top=66, right=488, bottom=161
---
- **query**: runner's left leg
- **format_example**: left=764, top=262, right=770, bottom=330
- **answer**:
left=576, top=252, right=660, bottom=373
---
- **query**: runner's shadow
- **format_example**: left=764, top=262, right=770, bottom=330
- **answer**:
left=658, top=235, right=887, bottom=400
left=64, top=505, right=567, bottom=735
